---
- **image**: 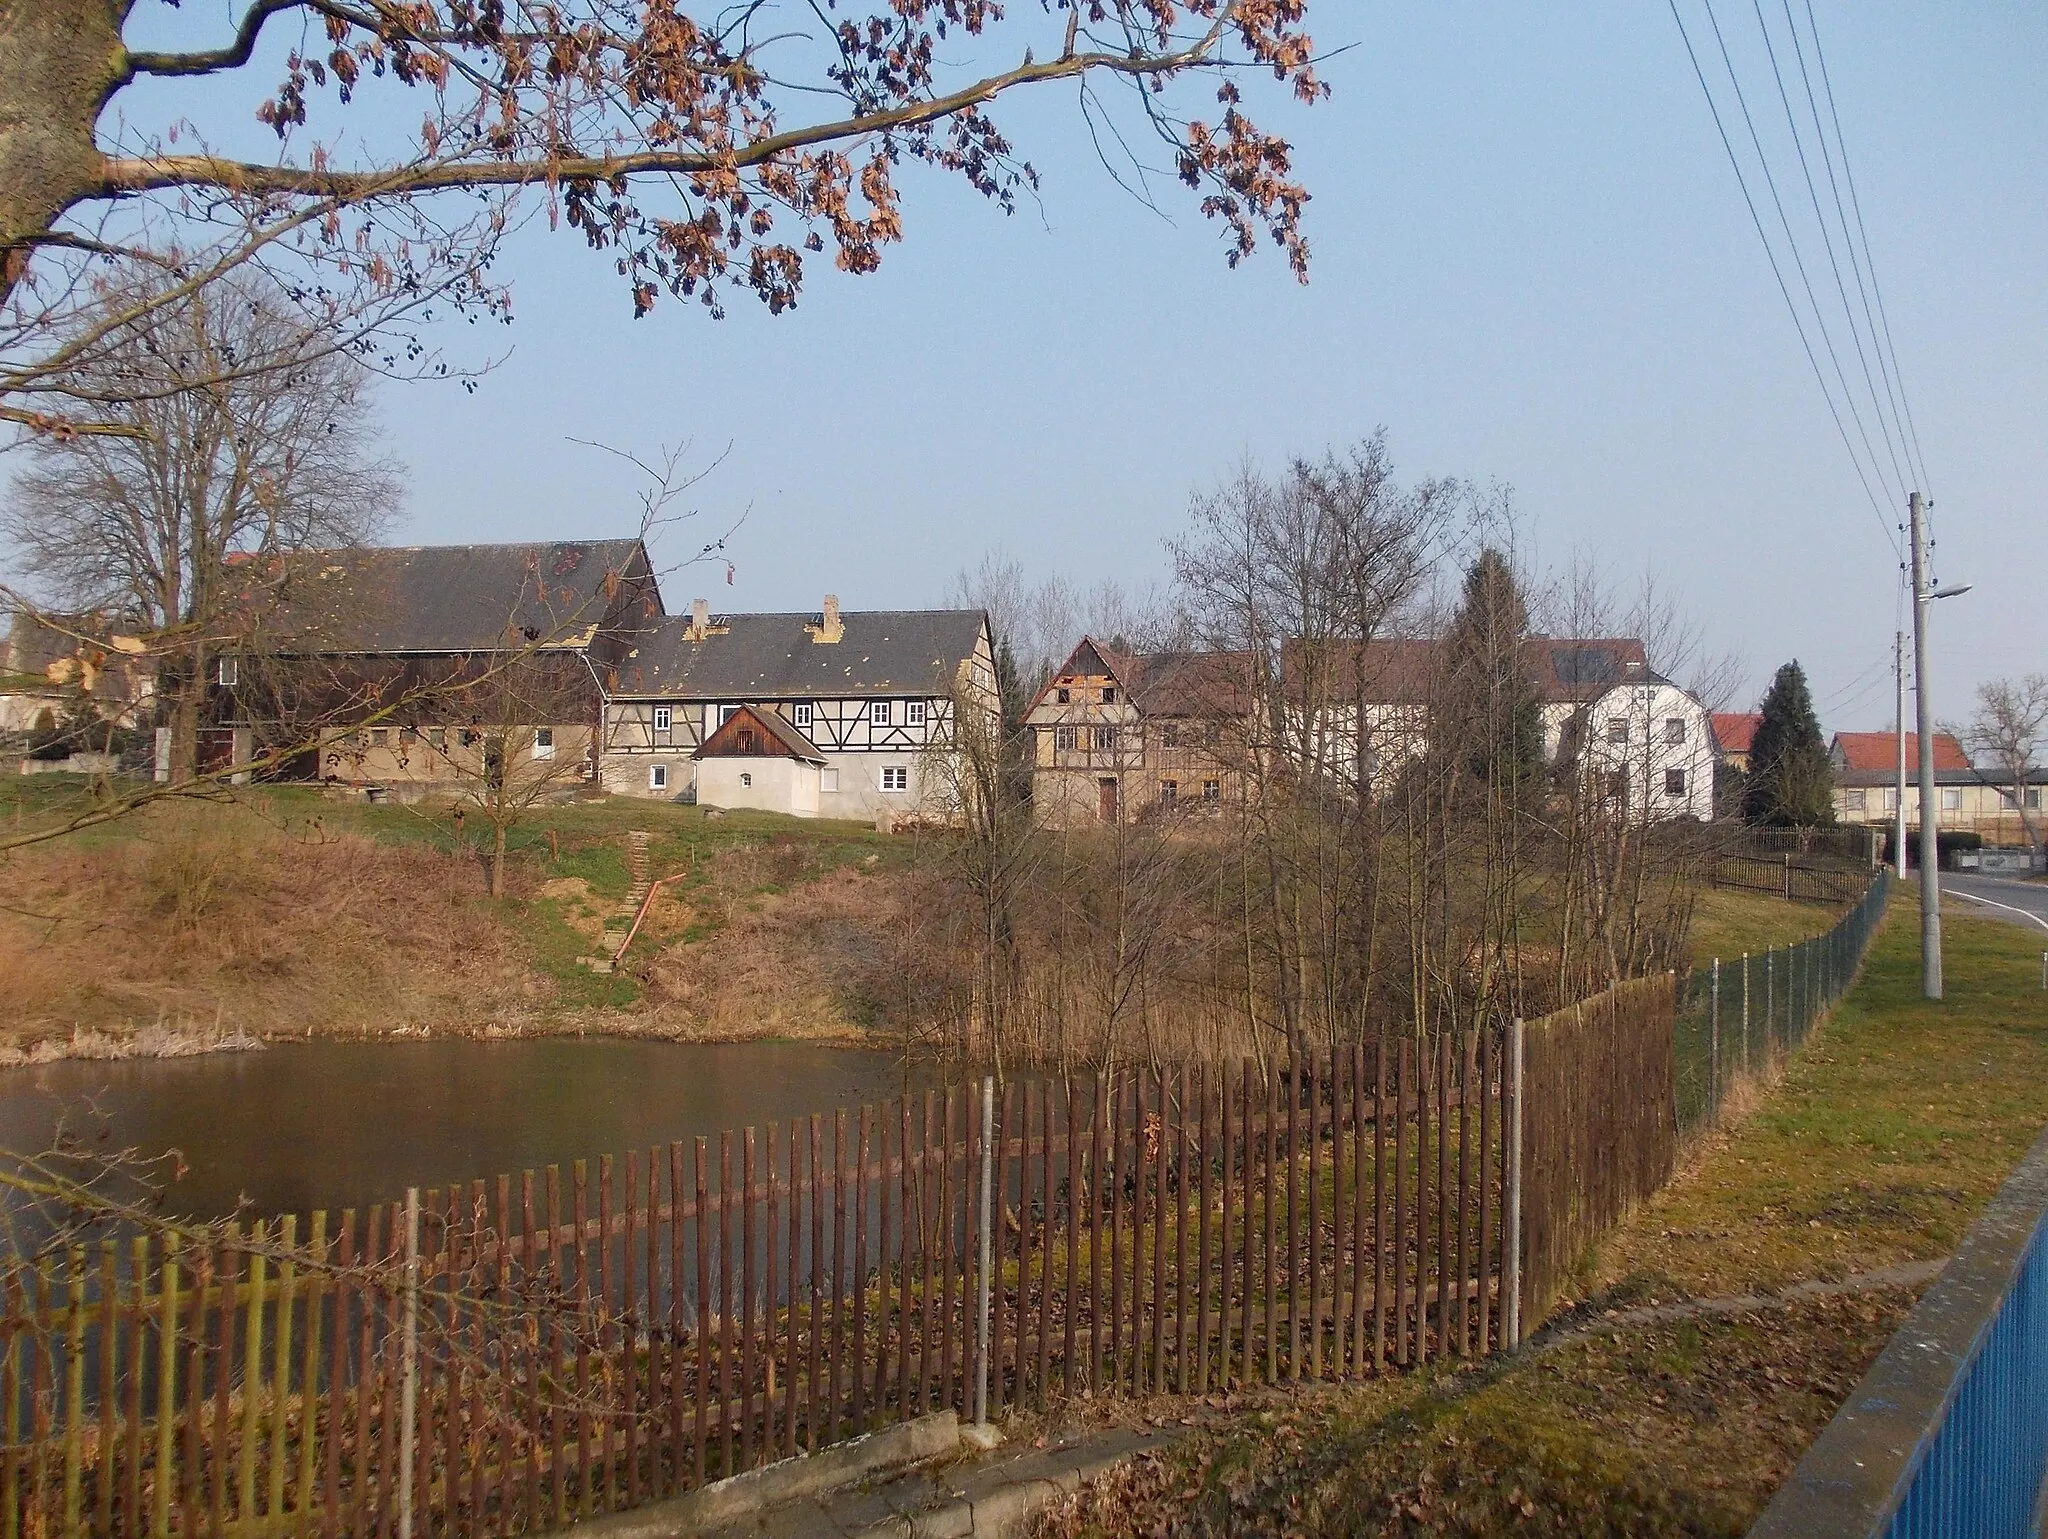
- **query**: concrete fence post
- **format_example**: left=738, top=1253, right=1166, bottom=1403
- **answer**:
left=1709, top=958, right=1721, bottom=1117
left=1505, top=1019, right=1525, bottom=1349
left=399, top=1186, right=420, bottom=1539
left=973, top=1076, right=995, bottom=1432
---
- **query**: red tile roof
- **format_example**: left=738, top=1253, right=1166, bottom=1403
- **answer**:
left=1711, top=712, right=1761, bottom=755
left=1831, top=731, right=1969, bottom=773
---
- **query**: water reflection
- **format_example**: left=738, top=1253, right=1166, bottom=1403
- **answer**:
left=0, top=1039, right=925, bottom=1221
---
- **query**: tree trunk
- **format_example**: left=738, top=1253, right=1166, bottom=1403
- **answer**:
left=0, top=0, right=123, bottom=306
left=490, top=822, right=507, bottom=899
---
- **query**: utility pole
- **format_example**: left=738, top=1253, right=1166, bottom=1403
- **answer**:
left=1909, top=491, right=1942, bottom=1000
left=1894, top=628, right=1909, bottom=880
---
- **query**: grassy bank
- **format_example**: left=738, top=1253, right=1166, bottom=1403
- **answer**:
left=1035, top=900, right=2048, bottom=1537
left=0, top=785, right=915, bottom=1058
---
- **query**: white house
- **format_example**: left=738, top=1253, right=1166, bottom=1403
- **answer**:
left=598, top=597, right=998, bottom=821
left=1278, top=634, right=1714, bottom=821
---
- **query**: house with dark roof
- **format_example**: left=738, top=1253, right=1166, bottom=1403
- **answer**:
left=597, top=595, right=998, bottom=821
left=1022, top=638, right=1255, bottom=826
left=202, top=539, right=662, bottom=789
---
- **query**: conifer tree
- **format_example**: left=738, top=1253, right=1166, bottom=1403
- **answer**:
left=1440, top=549, right=1547, bottom=799
left=1744, top=661, right=1835, bottom=826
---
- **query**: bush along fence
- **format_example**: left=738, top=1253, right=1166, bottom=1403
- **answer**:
left=0, top=875, right=1891, bottom=1538
left=1675, top=868, right=1892, bottom=1136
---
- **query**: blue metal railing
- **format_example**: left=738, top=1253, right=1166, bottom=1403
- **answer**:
left=1749, top=1124, right=2048, bottom=1538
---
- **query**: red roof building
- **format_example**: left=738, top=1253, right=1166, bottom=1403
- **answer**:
left=1830, top=731, right=1970, bottom=776
left=1710, top=712, right=1762, bottom=764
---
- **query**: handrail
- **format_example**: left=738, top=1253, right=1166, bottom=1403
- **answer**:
left=1749, top=1120, right=2048, bottom=1538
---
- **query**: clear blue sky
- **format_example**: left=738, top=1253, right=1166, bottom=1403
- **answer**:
left=148, top=3, right=2048, bottom=732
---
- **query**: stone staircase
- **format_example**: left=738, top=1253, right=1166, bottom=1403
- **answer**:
left=583, top=831, right=653, bottom=972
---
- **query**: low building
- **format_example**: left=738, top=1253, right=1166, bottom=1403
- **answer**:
left=1828, top=731, right=2047, bottom=845
left=1024, top=639, right=1254, bottom=826
left=1710, top=712, right=1762, bottom=773
left=598, top=597, right=998, bottom=821
left=204, top=538, right=662, bottom=790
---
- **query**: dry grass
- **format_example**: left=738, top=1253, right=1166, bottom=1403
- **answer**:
left=0, top=803, right=537, bottom=1054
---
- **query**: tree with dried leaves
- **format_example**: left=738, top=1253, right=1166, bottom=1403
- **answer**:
left=1957, top=674, right=2048, bottom=857
left=2, top=269, right=401, bottom=784
left=2, top=1, right=1326, bottom=440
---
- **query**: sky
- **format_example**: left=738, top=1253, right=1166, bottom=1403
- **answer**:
left=105, top=3, right=2048, bottom=733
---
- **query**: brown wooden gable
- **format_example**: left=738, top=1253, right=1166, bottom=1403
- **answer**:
left=691, top=703, right=826, bottom=762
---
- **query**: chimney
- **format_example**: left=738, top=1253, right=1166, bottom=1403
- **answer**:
left=811, top=593, right=844, bottom=644
left=689, top=598, right=710, bottom=641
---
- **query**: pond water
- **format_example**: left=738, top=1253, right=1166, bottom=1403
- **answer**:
left=0, top=1039, right=926, bottom=1223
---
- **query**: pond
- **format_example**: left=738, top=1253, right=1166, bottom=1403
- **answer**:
left=0, top=1038, right=926, bottom=1223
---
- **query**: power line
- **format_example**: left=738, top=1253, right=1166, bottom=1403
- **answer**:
left=1696, top=0, right=1905, bottom=527
left=1664, top=0, right=1902, bottom=558
left=1801, top=0, right=1936, bottom=499
left=1750, top=0, right=1912, bottom=501
left=1780, top=0, right=1924, bottom=502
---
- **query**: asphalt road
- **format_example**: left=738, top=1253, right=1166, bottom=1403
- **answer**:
left=1939, top=872, right=2048, bottom=936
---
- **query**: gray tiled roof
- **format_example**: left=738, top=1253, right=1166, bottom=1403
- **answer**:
left=610, top=610, right=987, bottom=699
left=262, top=540, right=657, bottom=653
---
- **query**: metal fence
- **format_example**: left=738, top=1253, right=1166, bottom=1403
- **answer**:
left=1750, top=1123, right=2048, bottom=1539
left=1676, top=869, right=1891, bottom=1136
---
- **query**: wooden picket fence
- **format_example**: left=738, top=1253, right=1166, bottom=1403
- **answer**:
left=0, top=1034, right=1545, bottom=1538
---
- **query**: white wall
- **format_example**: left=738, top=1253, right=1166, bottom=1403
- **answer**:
left=1566, top=682, right=1715, bottom=821
left=695, top=757, right=821, bottom=817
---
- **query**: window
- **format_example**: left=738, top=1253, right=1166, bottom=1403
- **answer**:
left=1161, top=722, right=1183, bottom=748
left=1845, top=788, right=1867, bottom=812
left=2028, top=787, right=2044, bottom=810
left=1664, top=767, right=1687, bottom=797
left=428, top=726, right=448, bottom=750
left=1056, top=687, right=1070, bottom=704
left=871, top=700, right=893, bottom=727
left=821, top=767, right=840, bottom=793
left=881, top=766, right=909, bottom=793
left=1606, top=718, right=1629, bottom=744
left=1664, top=717, right=1687, bottom=745
left=718, top=704, right=739, bottom=726
left=905, top=700, right=927, bottom=728
left=1202, top=779, right=1221, bottom=803
left=216, top=656, right=239, bottom=687
left=368, top=727, right=390, bottom=748
left=740, top=772, right=752, bottom=787
left=652, top=705, right=672, bottom=735
left=1054, top=725, right=1078, bottom=752
left=1093, top=725, right=1117, bottom=752
left=1940, top=787, right=1962, bottom=812
left=532, top=727, right=555, bottom=760
left=650, top=764, right=668, bottom=792
left=1102, top=687, right=1116, bottom=704
left=1883, top=787, right=1899, bottom=811
left=791, top=701, right=813, bottom=729
left=737, top=729, right=755, bottom=752
left=1159, top=780, right=1179, bottom=807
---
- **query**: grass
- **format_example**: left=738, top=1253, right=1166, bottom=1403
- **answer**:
left=1683, top=885, right=1840, bottom=968
left=1036, top=899, right=2048, bottom=1537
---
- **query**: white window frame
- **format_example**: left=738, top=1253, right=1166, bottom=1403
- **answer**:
left=791, top=701, right=814, bottom=729
left=718, top=704, right=739, bottom=727
left=652, top=705, right=673, bottom=735
left=532, top=727, right=556, bottom=760
left=1845, top=788, right=1867, bottom=812
left=1054, top=725, right=1077, bottom=753
left=1202, top=778, right=1221, bottom=802
left=649, top=763, right=669, bottom=792
left=1940, top=786, right=1962, bottom=812
left=1093, top=724, right=1117, bottom=752
left=216, top=656, right=239, bottom=687
left=905, top=699, right=927, bottom=728
left=881, top=765, right=908, bottom=793
left=871, top=700, right=893, bottom=727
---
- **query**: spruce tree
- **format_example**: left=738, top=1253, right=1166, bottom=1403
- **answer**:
left=1440, top=549, right=1547, bottom=798
left=1743, top=661, right=1834, bottom=826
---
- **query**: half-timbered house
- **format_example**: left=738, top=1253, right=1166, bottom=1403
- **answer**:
left=1023, top=638, right=1255, bottom=826
left=597, top=596, right=998, bottom=821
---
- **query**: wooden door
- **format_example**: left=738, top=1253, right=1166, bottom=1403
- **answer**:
left=1098, top=776, right=1119, bottom=823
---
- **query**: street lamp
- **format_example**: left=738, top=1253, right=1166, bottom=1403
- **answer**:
left=1908, top=487, right=1969, bottom=1001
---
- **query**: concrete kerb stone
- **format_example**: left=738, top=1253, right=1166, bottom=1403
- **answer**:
left=567, top=1411, right=960, bottom=1539
left=839, top=1426, right=1173, bottom=1539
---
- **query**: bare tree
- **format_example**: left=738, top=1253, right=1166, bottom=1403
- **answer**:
left=1957, top=675, right=2048, bottom=857
left=3, top=268, right=402, bottom=782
